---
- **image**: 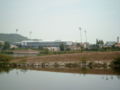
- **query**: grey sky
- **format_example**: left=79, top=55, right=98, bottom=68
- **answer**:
left=0, top=0, right=120, bottom=43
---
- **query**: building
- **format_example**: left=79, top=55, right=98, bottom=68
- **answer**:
left=43, top=47, right=60, bottom=52
left=15, top=40, right=73, bottom=49
left=10, top=44, right=18, bottom=49
left=0, top=40, right=4, bottom=45
left=88, top=44, right=98, bottom=50
left=104, top=41, right=116, bottom=47
left=115, top=43, right=120, bottom=48
left=83, top=42, right=89, bottom=49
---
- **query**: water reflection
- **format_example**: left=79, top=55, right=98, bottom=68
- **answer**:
left=0, top=66, right=13, bottom=74
left=0, top=66, right=120, bottom=76
left=0, top=67, right=120, bottom=90
left=0, top=69, right=120, bottom=90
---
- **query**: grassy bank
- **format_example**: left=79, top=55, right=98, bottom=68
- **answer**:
left=0, top=54, right=13, bottom=67
left=10, top=51, right=120, bottom=64
left=1, top=51, right=120, bottom=74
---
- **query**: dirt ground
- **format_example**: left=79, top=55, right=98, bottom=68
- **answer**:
left=11, top=51, right=120, bottom=63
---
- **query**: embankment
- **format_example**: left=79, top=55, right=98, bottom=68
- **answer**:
left=9, top=51, right=120, bottom=67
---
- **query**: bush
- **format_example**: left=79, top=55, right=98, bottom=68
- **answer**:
left=111, top=57, right=120, bottom=69
left=2, top=42, right=10, bottom=50
left=0, top=54, right=12, bottom=63
left=40, top=49, right=50, bottom=55
left=1, top=51, right=13, bottom=54
left=65, top=63, right=79, bottom=67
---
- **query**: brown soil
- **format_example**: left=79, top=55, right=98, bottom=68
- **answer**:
left=11, top=51, right=120, bottom=63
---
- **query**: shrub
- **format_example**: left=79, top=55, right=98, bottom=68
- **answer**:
left=40, top=49, right=50, bottom=55
left=111, top=57, right=120, bottom=69
left=54, top=62, right=59, bottom=67
left=0, top=54, right=12, bottom=63
left=1, top=51, right=13, bottom=54
left=65, top=63, right=79, bottom=67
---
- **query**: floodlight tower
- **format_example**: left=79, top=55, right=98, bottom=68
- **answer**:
left=29, top=31, right=32, bottom=40
left=16, top=29, right=19, bottom=34
left=84, top=30, right=87, bottom=43
left=79, top=27, right=82, bottom=44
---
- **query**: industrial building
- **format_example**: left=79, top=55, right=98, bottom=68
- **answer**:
left=15, top=40, right=73, bottom=49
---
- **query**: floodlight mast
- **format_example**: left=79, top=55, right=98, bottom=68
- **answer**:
left=84, top=30, right=87, bottom=43
left=29, top=31, right=32, bottom=40
left=79, top=27, right=82, bottom=44
left=16, top=29, right=19, bottom=34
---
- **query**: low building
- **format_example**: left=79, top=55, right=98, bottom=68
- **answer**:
left=43, top=47, right=60, bottom=52
left=10, top=44, right=18, bottom=49
left=83, top=42, right=90, bottom=49
left=0, top=40, right=4, bottom=45
left=88, top=44, right=98, bottom=50
left=115, top=43, right=120, bottom=48
left=104, top=41, right=116, bottom=47
left=68, top=45, right=81, bottom=51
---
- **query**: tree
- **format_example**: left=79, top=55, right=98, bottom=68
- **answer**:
left=96, top=39, right=104, bottom=45
left=38, top=46, right=43, bottom=50
left=96, top=39, right=99, bottom=45
left=96, top=39, right=104, bottom=49
left=0, top=43, right=3, bottom=49
left=59, top=43, right=65, bottom=51
left=3, top=42, right=10, bottom=50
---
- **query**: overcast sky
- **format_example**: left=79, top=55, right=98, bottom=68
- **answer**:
left=0, top=0, right=120, bottom=43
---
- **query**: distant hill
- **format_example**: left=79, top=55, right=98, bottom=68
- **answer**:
left=0, top=33, right=28, bottom=43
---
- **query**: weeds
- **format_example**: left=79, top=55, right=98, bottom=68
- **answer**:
left=111, top=57, right=120, bottom=69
